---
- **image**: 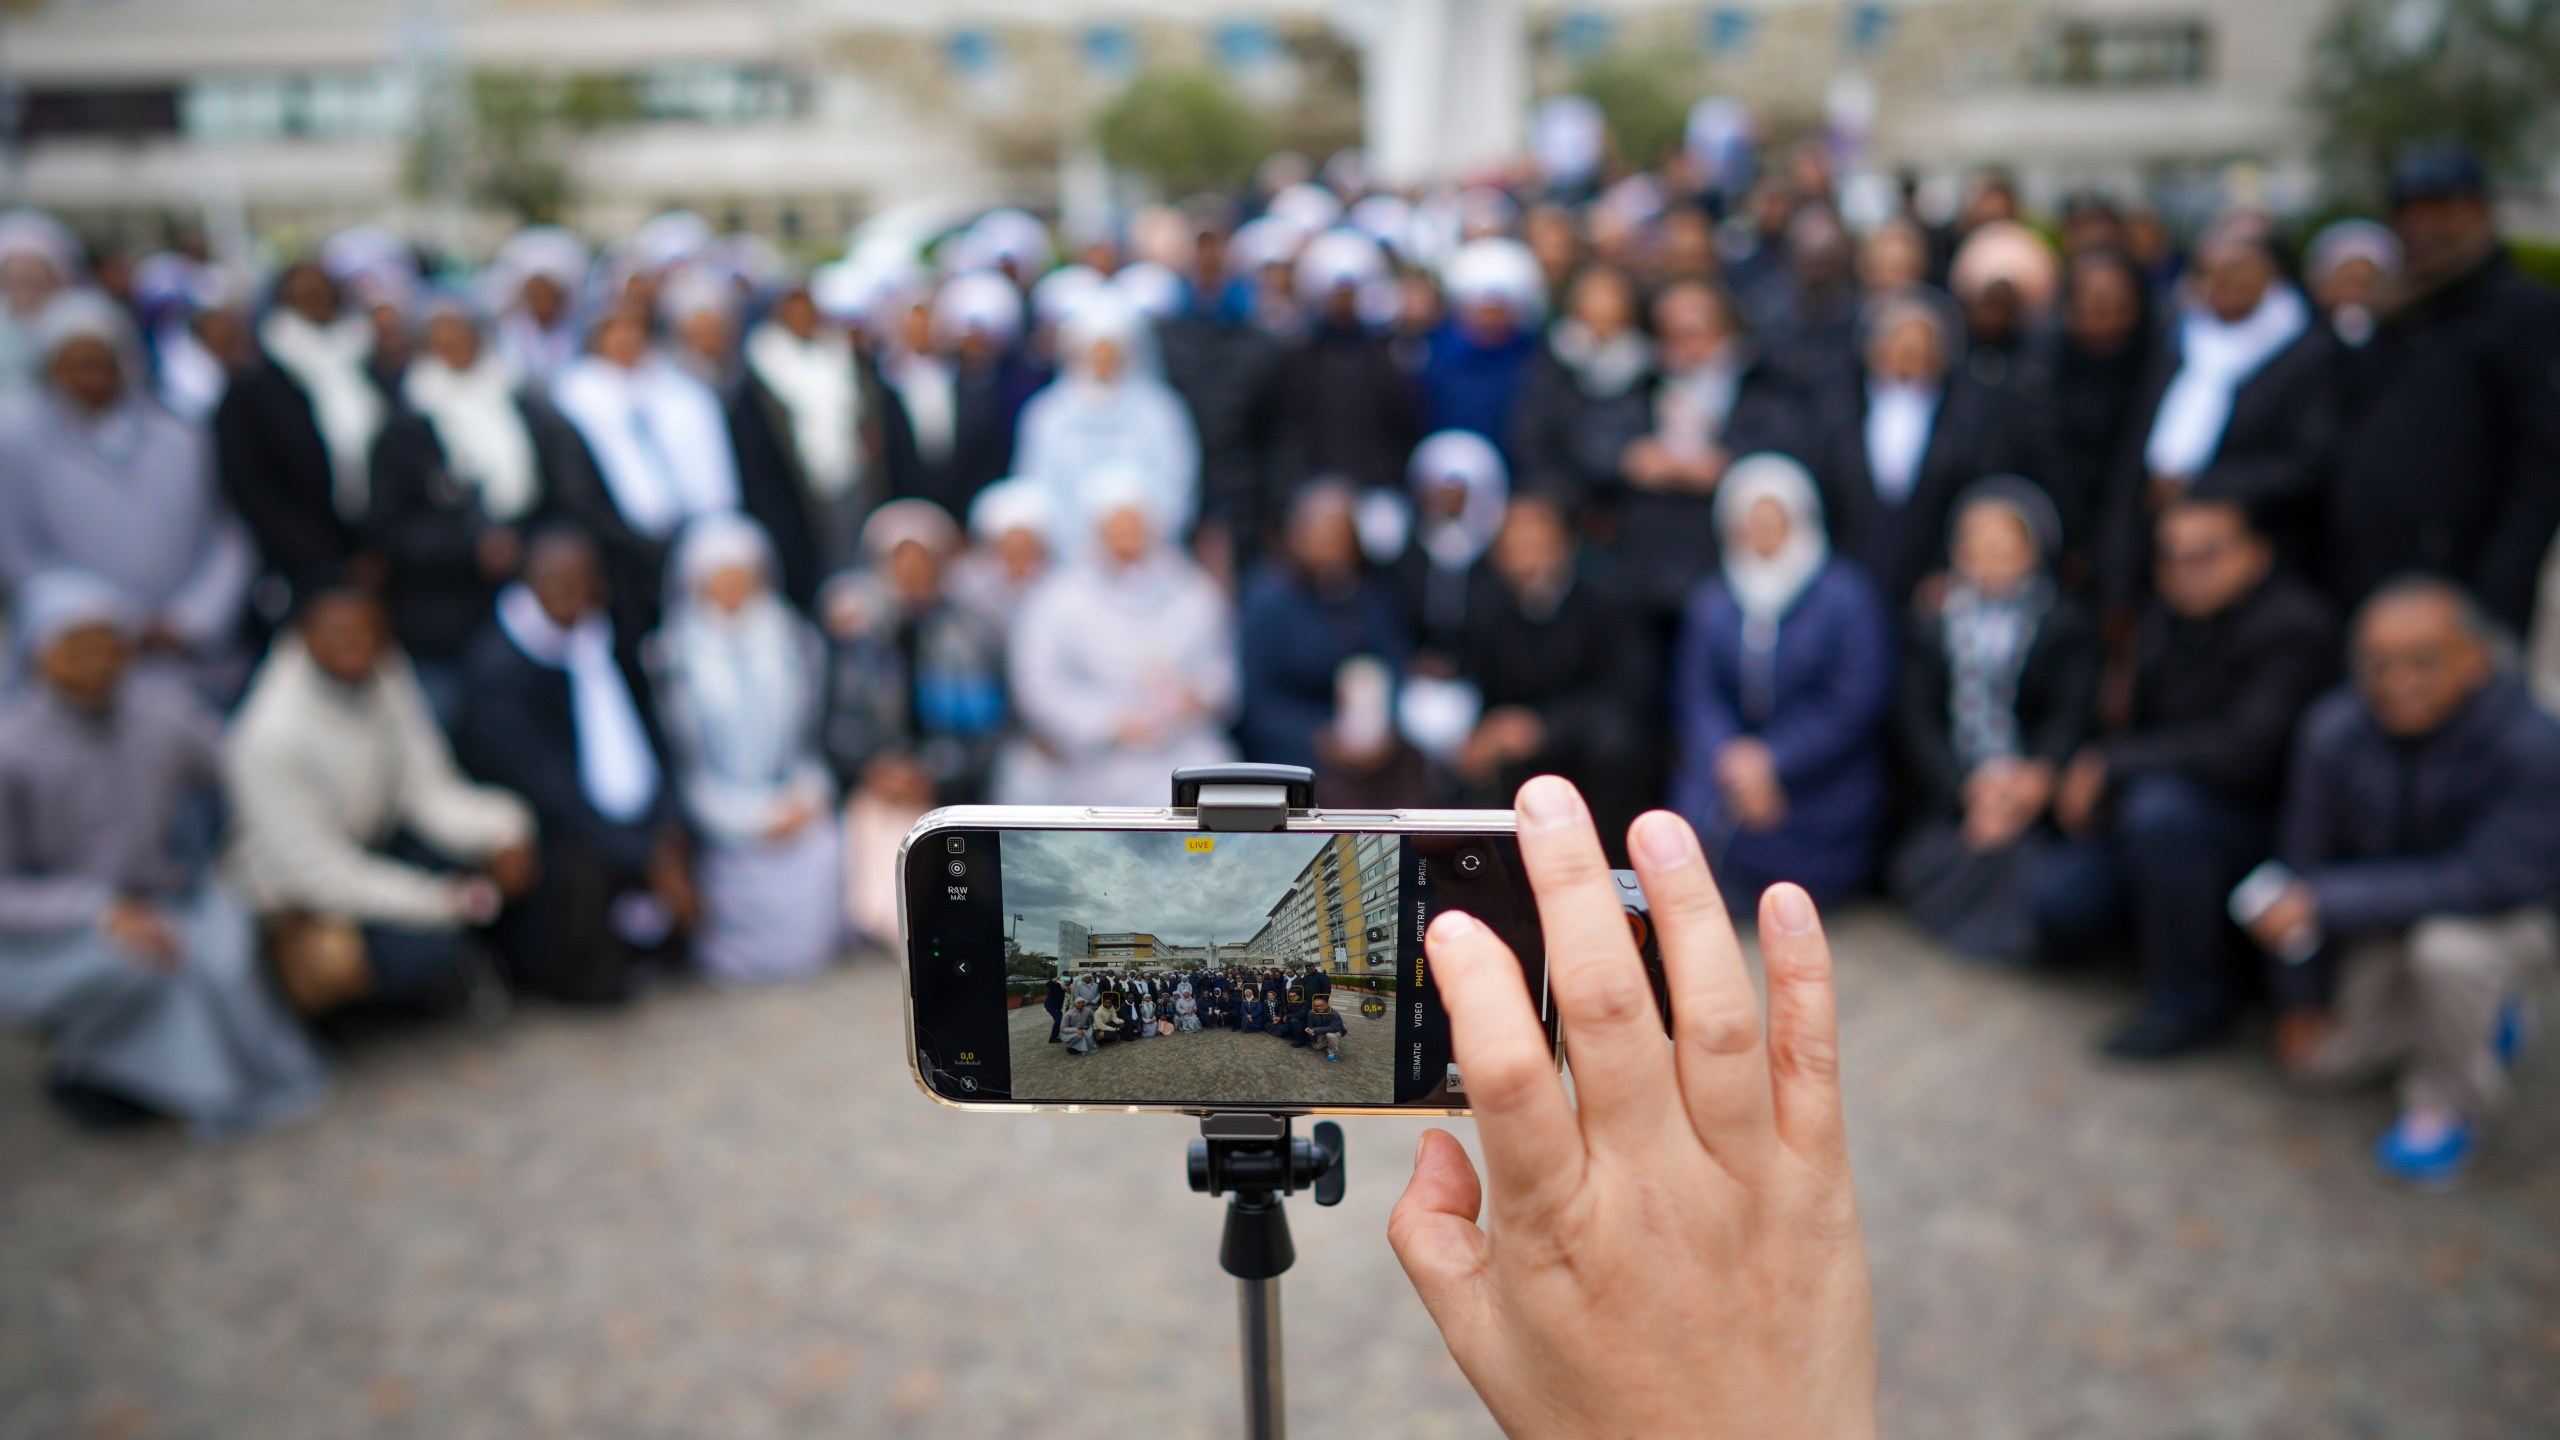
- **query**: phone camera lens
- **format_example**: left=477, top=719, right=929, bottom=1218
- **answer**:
left=946, top=836, right=965, bottom=853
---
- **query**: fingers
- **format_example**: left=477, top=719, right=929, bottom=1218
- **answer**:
left=1426, top=908, right=1583, bottom=1218
left=1627, top=810, right=1777, bottom=1165
left=1758, top=884, right=1851, bottom=1170
left=1387, top=1129, right=1491, bottom=1320
left=1512, top=777, right=1681, bottom=1147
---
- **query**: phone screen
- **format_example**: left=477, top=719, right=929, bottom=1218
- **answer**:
left=905, top=823, right=1547, bottom=1111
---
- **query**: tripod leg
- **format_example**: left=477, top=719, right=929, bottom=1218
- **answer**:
left=1238, top=1275, right=1285, bottom=1440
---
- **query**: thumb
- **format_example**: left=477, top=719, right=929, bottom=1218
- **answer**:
left=1388, top=1129, right=1492, bottom=1324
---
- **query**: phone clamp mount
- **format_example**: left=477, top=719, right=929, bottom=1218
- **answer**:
left=1172, top=764, right=1345, bottom=1440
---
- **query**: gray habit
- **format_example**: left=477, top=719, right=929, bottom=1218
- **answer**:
left=0, top=680, right=326, bottom=1139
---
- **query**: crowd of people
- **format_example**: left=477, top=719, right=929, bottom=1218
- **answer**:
left=0, top=126, right=2554, bottom=1182
left=1046, top=965, right=1353, bottom=1061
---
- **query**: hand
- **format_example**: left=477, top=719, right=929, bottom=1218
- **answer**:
left=2273, top=1009, right=2338, bottom=1075
left=649, top=835, right=700, bottom=933
left=449, top=876, right=504, bottom=927
left=1621, top=437, right=1677, bottom=491
left=1669, top=443, right=1732, bottom=494
left=1961, top=758, right=2054, bottom=852
left=476, top=526, right=522, bottom=582
left=2245, top=883, right=2319, bottom=956
left=485, top=844, right=539, bottom=900
left=1714, top=739, right=1787, bottom=832
left=1459, top=707, right=1546, bottom=782
left=2054, top=749, right=2109, bottom=837
left=103, top=898, right=184, bottom=970
left=136, top=620, right=190, bottom=657
left=766, top=795, right=817, bottom=842
left=1389, top=777, right=1876, bottom=1440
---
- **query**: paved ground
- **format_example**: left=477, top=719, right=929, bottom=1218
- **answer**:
left=1006, top=999, right=1396, bottom=1105
left=3, top=908, right=2556, bottom=1440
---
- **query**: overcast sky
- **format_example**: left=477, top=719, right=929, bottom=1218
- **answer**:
left=995, top=831, right=1335, bottom=956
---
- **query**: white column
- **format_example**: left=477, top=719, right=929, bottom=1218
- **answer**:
left=1363, top=0, right=1527, bottom=188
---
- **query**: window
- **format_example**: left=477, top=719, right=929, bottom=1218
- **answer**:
left=181, top=71, right=419, bottom=140
left=19, top=87, right=183, bottom=140
left=2024, top=18, right=2212, bottom=88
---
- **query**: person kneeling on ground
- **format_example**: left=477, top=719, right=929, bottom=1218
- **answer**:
left=0, top=571, right=329, bottom=1138
left=227, top=583, right=536, bottom=1019
left=1060, top=999, right=1096, bottom=1055
left=2253, top=579, right=2560, bottom=1188
left=1240, top=996, right=1268, bottom=1033
left=1303, top=994, right=1347, bottom=1061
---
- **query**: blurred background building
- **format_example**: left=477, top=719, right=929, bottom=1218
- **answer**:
left=5, top=0, right=2544, bottom=259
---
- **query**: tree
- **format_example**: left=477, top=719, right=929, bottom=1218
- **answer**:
left=1005, top=939, right=1057, bottom=981
left=1097, top=67, right=1274, bottom=196
left=2306, top=0, right=2560, bottom=199
left=1568, top=55, right=1694, bottom=173
left=405, top=70, right=641, bottom=224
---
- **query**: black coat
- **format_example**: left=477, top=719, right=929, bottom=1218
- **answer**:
left=2325, top=251, right=2560, bottom=628
left=1458, top=565, right=1659, bottom=839
left=1159, top=315, right=1286, bottom=552
left=2279, top=673, right=2560, bottom=938
left=1588, top=361, right=1809, bottom=619
left=361, top=393, right=586, bottom=661
left=878, top=359, right=1031, bottom=524
left=1894, top=594, right=2101, bottom=818
left=1273, top=322, right=1421, bottom=495
left=452, top=618, right=680, bottom=877
left=212, top=355, right=370, bottom=599
left=2101, top=573, right=2339, bottom=811
left=725, top=365, right=888, bottom=613
left=2018, top=325, right=2153, bottom=585
left=1811, top=373, right=2030, bottom=610
left=2099, top=325, right=2336, bottom=606
left=1508, top=349, right=1649, bottom=506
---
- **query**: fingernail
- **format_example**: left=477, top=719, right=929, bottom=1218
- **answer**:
left=1431, top=910, right=1480, bottom=939
left=1516, top=775, right=1579, bottom=828
left=1769, top=884, right=1817, bottom=935
left=1633, top=811, right=1695, bottom=868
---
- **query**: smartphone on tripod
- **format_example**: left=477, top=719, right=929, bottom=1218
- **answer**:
left=899, top=805, right=1559, bottom=1115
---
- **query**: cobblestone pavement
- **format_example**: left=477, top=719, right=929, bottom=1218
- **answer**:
left=1006, top=1000, right=1397, bottom=1104
left=3, top=909, right=2556, bottom=1440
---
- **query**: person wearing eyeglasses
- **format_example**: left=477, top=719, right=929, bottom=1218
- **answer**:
left=2026, top=495, right=2338, bottom=1058
left=2250, top=578, right=2560, bottom=1187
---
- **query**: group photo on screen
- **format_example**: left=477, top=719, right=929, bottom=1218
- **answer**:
left=998, top=830, right=1400, bottom=1105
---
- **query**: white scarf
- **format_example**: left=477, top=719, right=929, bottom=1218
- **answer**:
left=403, top=355, right=540, bottom=522
left=551, top=354, right=740, bottom=539
left=495, top=583, right=661, bottom=823
left=1717, top=458, right=1831, bottom=625
left=2143, top=284, right=2308, bottom=480
left=744, top=321, right=860, bottom=499
left=886, top=349, right=956, bottom=464
left=1863, top=380, right=1939, bottom=506
left=1548, top=319, right=1652, bottom=399
left=663, top=594, right=808, bottom=787
left=261, top=310, right=385, bottom=519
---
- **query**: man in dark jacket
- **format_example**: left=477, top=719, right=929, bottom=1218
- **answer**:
left=2029, top=495, right=2339, bottom=1057
left=213, top=261, right=381, bottom=611
left=1595, top=279, right=1807, bottom=624
left=2252, top=578, right=2560, bottom=1187
left=2323, top=146, right=2560, bottom=630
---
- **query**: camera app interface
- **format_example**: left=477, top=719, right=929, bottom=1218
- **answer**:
left=910, top=828, right=1537, bottom=1108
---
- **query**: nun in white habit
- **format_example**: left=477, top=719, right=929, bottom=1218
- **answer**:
left=1000, top=466, right=1238, bottom=805
left=647, top=514, right=843, bottom=983
left=489, top=226, right=592, bottom=383
left=0, top=571, right=328, bottom=1139
left=1012, top=288, right=1201, bottom=551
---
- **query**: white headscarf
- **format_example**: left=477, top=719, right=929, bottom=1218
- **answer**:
left=743, top=316, right=860, bottom=499
left=403, top=340, right=540, bottom=523
left=930, top=269, right=1024, bottom=354
left=661, top=513, right=809, bottom=788
left=1405, top=430, right=1510, bottom=571
left=496, top=582, right=661, bottom=823
left=2143, top=283, right=2309, bottom=481
left=260, top=307, right=386, bottom=518
left=968, top=475, right=1053, bottom=543
left=1716, top=453, right=1831, bottom=625
left=550, top=349, right=740, bottom=539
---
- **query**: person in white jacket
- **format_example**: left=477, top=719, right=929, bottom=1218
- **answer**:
left=224, top=584, right=536, bottom=1015
left=999, top=468, right=1237, bottom=805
